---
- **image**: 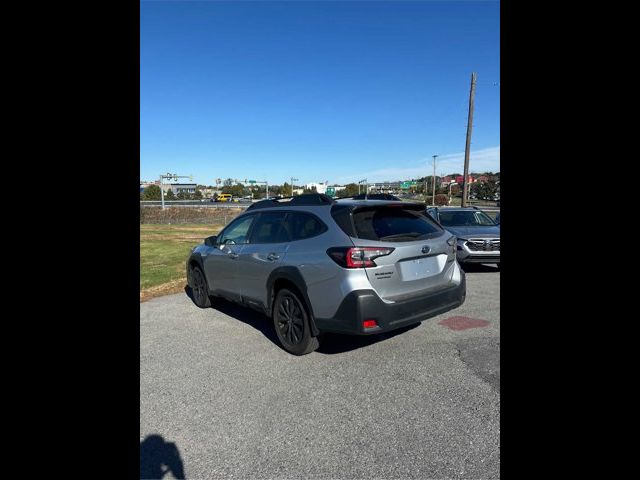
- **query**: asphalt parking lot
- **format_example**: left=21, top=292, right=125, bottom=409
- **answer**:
left=140, top=264, right=500, bottom=479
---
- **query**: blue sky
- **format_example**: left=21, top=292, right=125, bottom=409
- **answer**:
left=140, top=0, right=500, bottom=185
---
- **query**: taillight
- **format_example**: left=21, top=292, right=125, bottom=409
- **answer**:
left=327, top=247, right=395, bottom=268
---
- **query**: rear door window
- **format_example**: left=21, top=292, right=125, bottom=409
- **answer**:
left=249, top=212, right=289, bottom=244
left=283, top=212, right=327, bottom=241
left=352, top=206, right=442, bottom=242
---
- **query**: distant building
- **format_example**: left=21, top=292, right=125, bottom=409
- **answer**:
left=199, top=188, right=215, bottom=198
left=305, top=181, right=329, bottom=194
left=160, top=183, right=197, bottom=195
left=140, top=180, right=160, bottom=193
left=455, top=175, right=475, bottom=184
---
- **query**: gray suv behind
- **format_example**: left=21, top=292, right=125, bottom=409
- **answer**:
left=187, top=194, right=466, bottom=355
left=426, top=207, right=500, bottom=267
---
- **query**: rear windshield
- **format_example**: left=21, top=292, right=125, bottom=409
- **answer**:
left=348, top=206, right=443, bottom=242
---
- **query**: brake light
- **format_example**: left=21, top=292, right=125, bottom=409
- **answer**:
left=327, top=247, right=395, bottom=268
left=363, top=319, right=378, bottom=328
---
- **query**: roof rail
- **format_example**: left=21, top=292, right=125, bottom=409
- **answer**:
left=246, top=193, right=335, bottom=211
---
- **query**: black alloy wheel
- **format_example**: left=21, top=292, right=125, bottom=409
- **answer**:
left=190, top=265, right=211, bottom=308
left=273, top=288, right=319, bottom=355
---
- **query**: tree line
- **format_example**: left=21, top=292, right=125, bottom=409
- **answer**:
left=140, top=185, right=203, bottom=201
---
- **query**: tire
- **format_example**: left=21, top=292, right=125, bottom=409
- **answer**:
left=190, top=265, right=211, bottom=308
left=273, top=288, right=319, bottom=355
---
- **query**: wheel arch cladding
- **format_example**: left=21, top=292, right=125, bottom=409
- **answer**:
left=267, top=267, right=320, bottom=337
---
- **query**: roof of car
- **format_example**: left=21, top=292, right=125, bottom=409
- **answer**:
left=247, top=193, right=429, bottom=211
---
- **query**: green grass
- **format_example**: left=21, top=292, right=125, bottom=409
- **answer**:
left=140, top=224, right=222, bottom=291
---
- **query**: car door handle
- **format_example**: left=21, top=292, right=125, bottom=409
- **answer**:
left=267, top=253, right=280, bottom=261
left=228, top=252, right=239, bottom=259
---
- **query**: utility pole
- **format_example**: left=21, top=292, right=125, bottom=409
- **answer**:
left=424, top=162, right=428, bottom=204
left=432, top=155, right=438, bottom=206
left=159, top=174, right=165, bottom=209
left=358, top=179, right=367, bottom=196
left=462, top=72, right=476, bottom=207
left=290, top=177, right=298, bottom=196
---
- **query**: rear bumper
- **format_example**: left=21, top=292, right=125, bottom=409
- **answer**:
left=314, top=274, right=466, bottom=335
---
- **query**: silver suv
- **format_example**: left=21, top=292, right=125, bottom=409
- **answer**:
left=187, top=194, right=466, bottom=355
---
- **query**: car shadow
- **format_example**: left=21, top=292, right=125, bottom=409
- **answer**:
left=185, top=286, right=281, bottom=345
left=140, top=434, right=185, bottom=479
left=460, top=263, right=499, bottom=273
left=185, top=286, right=420, bottom=355
left=316, top=323, right=420, bottom=354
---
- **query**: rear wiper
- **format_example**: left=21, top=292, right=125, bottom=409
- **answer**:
left=379, top=232, right=423, bottom=240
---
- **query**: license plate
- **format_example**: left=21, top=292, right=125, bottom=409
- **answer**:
left=398, top=255, right=446, bottom=280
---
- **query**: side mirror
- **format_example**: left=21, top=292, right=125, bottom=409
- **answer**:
left=204, top=235, right=218, bottom=247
